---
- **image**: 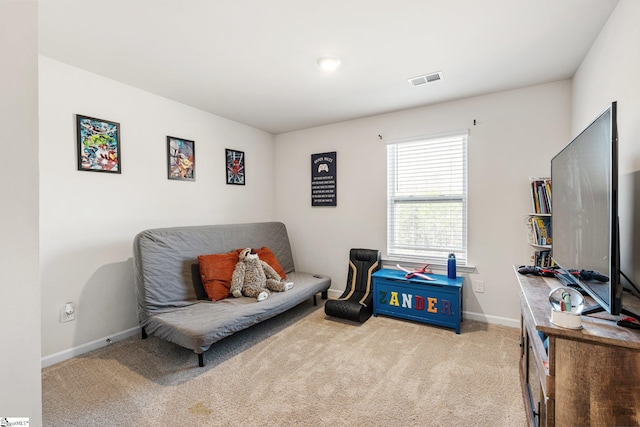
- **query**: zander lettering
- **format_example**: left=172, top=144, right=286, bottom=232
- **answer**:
left=377, top=290, right=453, bottom=316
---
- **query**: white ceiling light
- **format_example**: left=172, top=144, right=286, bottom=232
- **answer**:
left=318, top=57, right=341, bottom=72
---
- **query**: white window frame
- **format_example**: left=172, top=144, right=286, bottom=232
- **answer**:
left=386, top=130, right=468, bottom=265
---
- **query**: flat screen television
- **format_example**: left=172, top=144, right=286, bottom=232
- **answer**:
left=551, top=102, right=623, bottom=315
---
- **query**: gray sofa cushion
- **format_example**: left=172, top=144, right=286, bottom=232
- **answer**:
left=143, top=271, right=329, bottom=353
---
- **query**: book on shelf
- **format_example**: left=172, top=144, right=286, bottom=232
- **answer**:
left=529, top=177, right=552, bottom=214
left=525, top=216, right=536, bottom=245
left=534, top=216, right=552, bottom=245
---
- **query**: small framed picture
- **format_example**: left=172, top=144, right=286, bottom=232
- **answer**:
left=167, top=136, right=195, bottom=181
left=76, top=114, right=121, bottom=173
left=226, top=148, right=245, bottom=185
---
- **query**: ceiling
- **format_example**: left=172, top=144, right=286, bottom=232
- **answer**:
left=38, top=0, right=619, bottom=135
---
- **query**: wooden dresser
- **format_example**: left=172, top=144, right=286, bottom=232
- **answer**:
left=516, top=267, right=640, bottom=427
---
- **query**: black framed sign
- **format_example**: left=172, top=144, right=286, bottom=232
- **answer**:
left=311, top=151, right=336, bottom=206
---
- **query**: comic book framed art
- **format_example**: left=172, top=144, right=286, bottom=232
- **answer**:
left=226, top=148, right=245, bottom=185
left=76, top=115, right=121, bottom=173
left=167, top=136, right=195, bottom=181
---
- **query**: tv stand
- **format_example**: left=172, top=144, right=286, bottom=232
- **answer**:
left=515, top=266, right=640, bottom=427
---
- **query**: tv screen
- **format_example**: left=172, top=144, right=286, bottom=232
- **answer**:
left=551, top=102, right=622, bottom=315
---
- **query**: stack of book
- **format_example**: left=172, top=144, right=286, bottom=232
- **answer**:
left=533, top=249, right=553, bottom=268
left=526, top=215, right=552, bottom=246
left=530, top=177, right=552, bottom=214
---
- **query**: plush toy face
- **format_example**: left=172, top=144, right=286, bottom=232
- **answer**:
left=239, top=247, right=259, bottom=262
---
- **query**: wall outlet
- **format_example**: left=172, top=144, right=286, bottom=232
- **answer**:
left=60, top=302, right=76, bottom=322
left=474, top=280, right=485, bottom=293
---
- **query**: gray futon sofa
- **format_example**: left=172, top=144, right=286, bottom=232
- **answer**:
left=133, top=222, right=331, bottom=366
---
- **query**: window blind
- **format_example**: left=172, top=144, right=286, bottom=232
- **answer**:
left=387, top=131, right=468, bottom=264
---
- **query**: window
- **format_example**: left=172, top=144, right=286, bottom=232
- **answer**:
left=386, top=131, right=468, bottom=264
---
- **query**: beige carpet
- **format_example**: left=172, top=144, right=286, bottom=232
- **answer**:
left=42, top=301, right=527, bottom=426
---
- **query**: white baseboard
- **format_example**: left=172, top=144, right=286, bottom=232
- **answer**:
left=41, top=327, right=139, bottom=369
left=463, top=311, right=520, bottom=329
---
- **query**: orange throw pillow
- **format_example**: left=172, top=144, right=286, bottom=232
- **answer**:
left=254, top=246, right=287, bottom=279
left=197, top=250, right=241, bottom=301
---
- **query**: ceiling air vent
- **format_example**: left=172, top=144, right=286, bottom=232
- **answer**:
left=408, top=71, right=443, bottom=87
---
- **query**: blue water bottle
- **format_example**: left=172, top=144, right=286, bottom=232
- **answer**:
left=447, top=253, right=456, bottom=279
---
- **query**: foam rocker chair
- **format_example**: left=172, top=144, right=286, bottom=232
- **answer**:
left=324, top=248, right=381, bottom=323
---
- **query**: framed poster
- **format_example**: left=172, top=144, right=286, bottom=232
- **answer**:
left=76, top=114, right=121, bottom=173
left=167, top=136, right=195, bottom=181
left=311, top=151, right=336, bottom=206
left=226, top=148, right=245, bottom=185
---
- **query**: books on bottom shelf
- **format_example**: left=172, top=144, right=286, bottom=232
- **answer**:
left=531, top=249, right=554, bottom=268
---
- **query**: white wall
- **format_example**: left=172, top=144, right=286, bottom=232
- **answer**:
left=275, top=80, right=571, bottom=325
left=39, top=57, right=277, bottom=362
left=572, top=0, right=640, bottom=298
left=572, top=0, right=640, bottom=155
left=0, top=1, right=42, bottom=424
